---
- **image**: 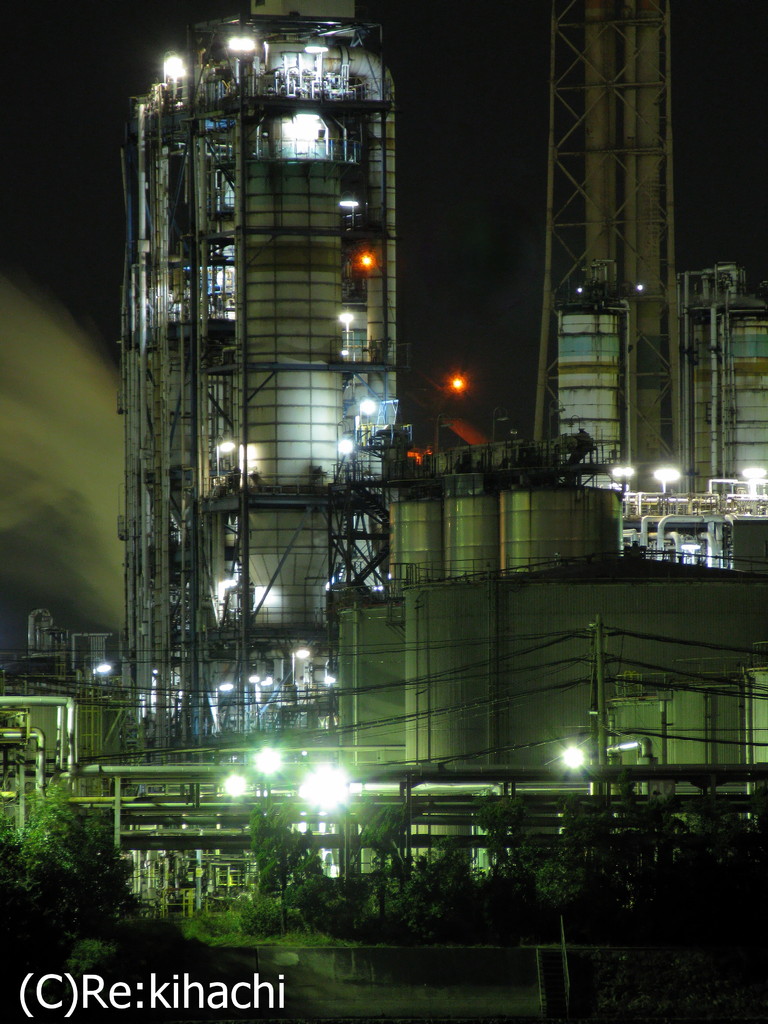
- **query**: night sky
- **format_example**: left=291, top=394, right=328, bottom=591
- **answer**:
left=0, top=0, right=765, bottom=649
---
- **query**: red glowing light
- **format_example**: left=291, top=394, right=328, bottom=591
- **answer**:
left=449, top=374, right=468, bottom=394
left=357, top=251, right=376, bottom=271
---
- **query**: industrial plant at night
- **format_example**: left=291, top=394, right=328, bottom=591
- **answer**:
left=5, top=0, right=768, bottom=939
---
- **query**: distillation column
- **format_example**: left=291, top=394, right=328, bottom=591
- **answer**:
left=122, top=6, right=396, bottom=741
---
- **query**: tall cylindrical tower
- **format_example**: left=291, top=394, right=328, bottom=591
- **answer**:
left=121, top=3, right=397, bottom=741
left=537, top=0, right=676, bottom=486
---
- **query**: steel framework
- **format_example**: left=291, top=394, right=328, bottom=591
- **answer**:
left=535, top=0, right=677, bottom=477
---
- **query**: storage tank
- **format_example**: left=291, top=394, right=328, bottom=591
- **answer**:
left=557, top=311, right=622, bottom=443
left=399, top=564, right=768, bottom=767
left=443, top=497, right=499, bottom=576
left=499, top=487, right=621, bottom=569
left=389, top=498, right=442, bottom=582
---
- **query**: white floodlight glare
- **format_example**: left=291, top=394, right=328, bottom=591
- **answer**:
left=299, top=765, right=349, bottom=809
left=611, top=466, right=635, bottom=480
left=653, top=466, right=681, bottom=493
left=742, top=467, right=767, bottom=480
left=562, top=746, right=586, bottom=769
left=228, top=35, right=257, bottom=52
left=338, top=438, right=354, bottom=456
left=255, top=747, right=282, bottom=775
left=295, top=647, right=311, bottom=660
left=218, top=440, right=236, bottom=453
left=359, top=398, right=377, bottom=417
left=94, top=663, right=112, bottom=675
left=339, top=198, right=359, bottom=209
left=218, top=682, right=234, bottom=693
left=163, top=55, right=185, bottom=80
left=248, top=674, right=261, bottom=684
left=339, top=312, right=354, bottom=328
left=217, top=577, right=238, bottom=602
left=305, top=42, right=329, bottom=54
left=324, top=674, right=336, bottom=686
left=224, top=774, right=248, bottom=797
left=635, top=282, right=645, bottom=292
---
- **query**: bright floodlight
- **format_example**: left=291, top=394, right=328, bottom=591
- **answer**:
left=228, top=35, right=256, bottom=52
left=299, top=765, right=349, bottom=809
left=338, top=438, right=354, bottom=456
left=611, top=466, right=635, bottom=480
left=562, top=746, right=586, bottom=769
left=654, top=466, right=680, bottom=493
left=224, top=774, right=247, bottom=797
left=163, top=55, right=185, bottom=80
left=218, top=440, right=236, bottom=453
left=305, top=42, right=329, bottom=54
left=218, top=682, right=234, bottom=693
left=324, top=674, right=336, bottom=686
left=636, top=282, right=645, bottom=292
left=339, top=199, right=359, bottom=209
left=359, top=398, right=377, bottom=417
left=339, top=312, right=354, bottom=327
left=295, top=647, right=311, bottom=660
left=742, top=467, right=767, bottom=480
left=248, top=674, right=261, bottom=684
left=255, top=747, right=282, bottom=775
left=94, top=663, right=112, bottom=675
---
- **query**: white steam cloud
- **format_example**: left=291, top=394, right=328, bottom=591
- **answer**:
left=0, top=275, right=123, bottom=645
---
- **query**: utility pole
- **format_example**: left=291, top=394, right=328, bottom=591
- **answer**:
left=592, top=613, right=607, bottom=766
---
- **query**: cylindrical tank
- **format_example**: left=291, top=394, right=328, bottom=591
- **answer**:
left=400, top=571, right=768, bottom=768
left=557, top=312, right=621, bottom=443
left=442, top=476, right=499, bottom=575
left=728, top=316, right=768, bottom=474
left=405, top=582, right=493, bottom=765
left=499, top=487, right=621, bottom=569
left=244, top=143, right=342, bottom=484
left=389, top=499, right=442, bottom=582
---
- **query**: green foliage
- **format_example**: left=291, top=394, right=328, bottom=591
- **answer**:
left=290, top=874, right=371, bottom=939
left=249, top=802, right=322, bottom=898
left=0, top=786, right=134, bottom=975
left=358, top=804, right=409, bottom=878
left=180, top=909, right=246, bottom=946
left=393, top=844, right=481, bottom=944
left=66, top=938, right=119, bottom=978
left=240, top=892, right=285, bottom=937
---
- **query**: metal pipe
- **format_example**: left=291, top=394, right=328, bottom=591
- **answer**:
left=710, top=301, right=720, bottom=477
left=0, top=697, right=76, bottom=774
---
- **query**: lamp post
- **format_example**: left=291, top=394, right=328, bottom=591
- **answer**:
left=339, top=312, right=353, bottom=358
left=492, top=407, right=509, bottom=442
left=611, top=465, right=635, bottom=495
left=254, top=747, right=282, bottom=800
left=653, top=467, right=681, bottom=494
left=742, top=466, right=767, bottom=497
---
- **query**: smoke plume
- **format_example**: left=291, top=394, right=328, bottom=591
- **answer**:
left=0, top=275, right=123, bottom=649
